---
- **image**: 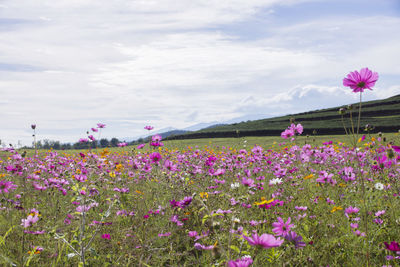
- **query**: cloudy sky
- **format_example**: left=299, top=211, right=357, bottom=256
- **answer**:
left=1, top=0, right=400, bottom=146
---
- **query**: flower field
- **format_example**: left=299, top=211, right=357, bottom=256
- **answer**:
left=1, top=135, right=399, bottom=266
left=1, top=68, right=399, bottom=266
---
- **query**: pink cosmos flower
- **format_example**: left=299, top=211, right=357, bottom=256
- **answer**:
left=272, top=217, right=295, bottom=236
left=345, top=206, right=359, bottom=215
left=281, top=128, right=294, bottom=139
left=88, top=135, right=95, bottom=141
left=137, top=143, right=145, bottom=149
left=343, top=67, right=379, bottom=93
left=117, top=142, right=127, bottom=147
left=21, top=214, right=40, bottom=228
left=79, top=138, right=89, bottom=143
left=228, top=256, right=253, bottom=267
left=194, top=242, right=214, bottom=250
left=97, top=123, right=106, bottom=128
left=243, top=233, right=284, bottom=248
left=144, top=125, right=154, bottom=131
left=150, top=152, right=162, bottom=163
left=91, top=127, right=98, bottom=132
left=0, top=180, right=18, bottom=194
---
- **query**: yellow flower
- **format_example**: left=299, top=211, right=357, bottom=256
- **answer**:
left=331, top=206, right=342, bottom=213
left=109, top=172, right=116, bottom=178
left=115, top=163, right=124, bottom=172
left=254, top=197, right=274, bottom=206
left=200, top=192, right=209, bottom=199
left=304, top=174, right=314, bottom=180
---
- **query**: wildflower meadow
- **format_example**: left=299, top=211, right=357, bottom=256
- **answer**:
left=0, top=68, right=399, bottom=266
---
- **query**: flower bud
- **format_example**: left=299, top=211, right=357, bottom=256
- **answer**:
left=338, top=108, right=346, bottom=115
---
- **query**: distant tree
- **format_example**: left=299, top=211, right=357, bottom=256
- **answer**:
left=110, top=138, right=119, bottom=147
left=100, top=138, right=109, bottom=148
left=52, top=141, right=60, bottom=150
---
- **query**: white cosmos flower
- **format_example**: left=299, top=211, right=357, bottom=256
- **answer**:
left=230, top=182, right=240, bottom=189
left=374, top=182, right=384, bottom=190
left=269, top=178, right=283, bottom=186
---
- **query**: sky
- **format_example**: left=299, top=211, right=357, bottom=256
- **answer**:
left=1, top=0, right=400, bottom=146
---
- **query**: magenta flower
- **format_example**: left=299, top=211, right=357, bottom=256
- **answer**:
left=97, top=123, right=106, bottom=129
left=228, top=256, right=253, bottom=267
left=242, top=233, right=284, bottom=248
left=79, top=138, right=89, bottom=143
left=150, top=152, right=162, bottom=163
left=88, top=135, right=95, bottom=141
left=392, top=145, right=400, bottom=153
left=144, top=125, right=154, bottom=131
left=0, top=180, right=18, bottom=194
left=384, top=241, right=400, bottom=252
left=101, top=234, right=111, bottom=240
left=91, top=127, right=98, bottom=132
left=117, top=142, right=127, bottom=147
left=343, top=67, right=378, bottom=93
left=272, top=217, right=295, bottom=236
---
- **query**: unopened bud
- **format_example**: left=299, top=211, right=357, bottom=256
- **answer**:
left=338, top=108, right=346, bottom=115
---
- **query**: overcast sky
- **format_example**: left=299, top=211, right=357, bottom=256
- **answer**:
left=1, top=0, right=400, bottom=146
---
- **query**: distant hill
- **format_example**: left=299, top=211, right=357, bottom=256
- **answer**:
left=166, top=94, right=400, bottom=140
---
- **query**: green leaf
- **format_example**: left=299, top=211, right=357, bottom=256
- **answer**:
left=202, top=215, right=210, bottom=225
left=229, top=245, right=240, bottom=253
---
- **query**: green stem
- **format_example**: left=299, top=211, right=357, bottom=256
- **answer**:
left=357, top=92, right=363, bottom=138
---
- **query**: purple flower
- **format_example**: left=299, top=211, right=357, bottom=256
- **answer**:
left=284, top=231, right=306, bottom=248
left=343, top=67, right=378, bottom=93
left=194, top=242, right=214, bottom=250
left=272, top=217, right=295, bottom=236
left=118, top=142, right=127, bottom=147
left=144, top=125, right=154, bottom=131
left=242, top=233, right=284, bottom=248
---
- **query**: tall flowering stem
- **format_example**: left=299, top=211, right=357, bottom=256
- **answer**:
left=343, top=67, right=378, bottom=147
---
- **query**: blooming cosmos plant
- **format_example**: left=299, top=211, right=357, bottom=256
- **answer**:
left=343, top=67, right=379, bottom=93
left=242, top=233, right=284, bottom=248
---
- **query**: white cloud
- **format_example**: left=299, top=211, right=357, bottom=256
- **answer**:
left=0, top=0, right=399, bottom=145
